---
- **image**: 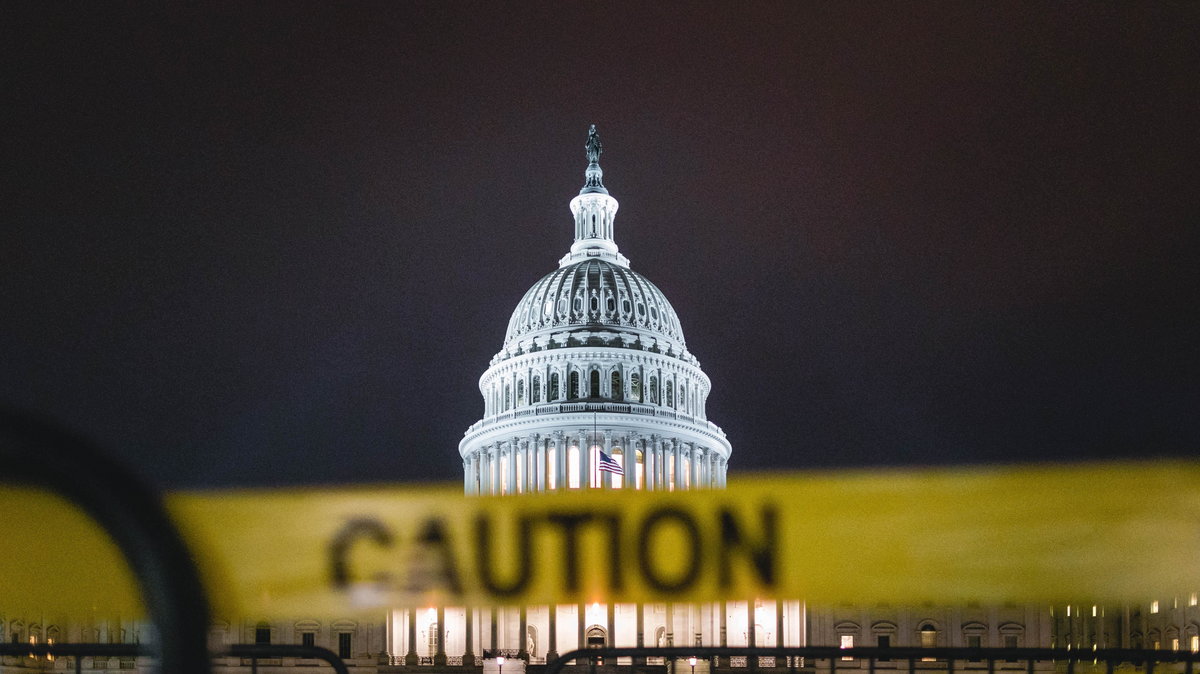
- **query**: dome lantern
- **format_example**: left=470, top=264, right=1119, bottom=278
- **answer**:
left=562, top=125, right=629, bottom=268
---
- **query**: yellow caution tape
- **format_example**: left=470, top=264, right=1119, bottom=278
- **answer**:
left=3, top=461, right=1198, bottom=618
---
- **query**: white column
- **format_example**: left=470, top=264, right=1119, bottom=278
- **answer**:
left=690, top=444, right=700, bottom=490
left=602, top=431, right=613, bottom=489
left=535, top=435, right=546, bottom=492
left=554, top=431, right=567, bottom=490
left=624, top=434, right=635, bottom=490
left=672, top=438, right=683, bottom=491
left=506, top=441, right=517, bottom=494
left=579, top=429, right=591, bottom=489
left=481, top=446, right=491, bottom=495
left=648, top=437, right=659, bottom=490
left=656, top=438, right=666, bottom=490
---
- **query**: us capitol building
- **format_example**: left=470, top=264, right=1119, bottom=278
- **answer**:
left=4, top=128, right=1194, bottom=673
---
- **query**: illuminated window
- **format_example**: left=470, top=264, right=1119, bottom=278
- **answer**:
left=1092, top=605, right=1098, bottom=617
left=547, top=450, right=557, bottom=490
left=1151, top=600, right=1160, bottom=614
left=1191, top=592, right=1198, bottom=606
left=635, top=449, right=644, bottom=489
left=1171, top=638, right=1180, bottom=651
left=840, top=634, right=854, bottom=660
left=567, top=445, right=580, bottom=488
left=919, top=623, right=938, bottom=660
left=920, top=625, right=937, bottom=648
left=46, top=637, right=54, bottom=662
left=1190, top=635, right=1198, bottom=653
left=611, top=448, right=624, bottom=488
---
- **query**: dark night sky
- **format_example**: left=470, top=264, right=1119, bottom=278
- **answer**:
left=3, top=3, right=1198, bottom=489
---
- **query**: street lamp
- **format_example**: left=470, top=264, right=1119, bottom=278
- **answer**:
left=689, top=655, right=697, bottom=674
left=497, top=655, right=506, bottom=674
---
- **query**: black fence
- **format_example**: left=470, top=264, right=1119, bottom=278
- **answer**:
left=544, top=648, right=1200, bottom=674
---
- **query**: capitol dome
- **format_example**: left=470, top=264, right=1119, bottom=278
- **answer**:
left=502, top=258, right=687, bottom=352
left=460, top=125, right=730, bottom=495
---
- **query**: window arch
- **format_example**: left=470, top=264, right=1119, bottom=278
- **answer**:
left=504, top=384, right=512, bottom=410
left=666, top=380, right=674, bottom=408
left=550, top=372, right=560, bottom=400
left=630, top=372, right=641, bottom=401
left=649, top=376, right=659, bottom=404
left=517, top=379, right=525, bottom=406
left=568, top=372, right=580, bottom=400
left=590, top=370, right=601, bottom=398
left=532, top=376, right=541, bottom=403
left=611, top=370, right=623, bottom=401
left=919, top=623, right=938, bottom=648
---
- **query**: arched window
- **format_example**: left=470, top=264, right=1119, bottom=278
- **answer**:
left=550, top=373, right=560, bottom=400
left=666, top=380, right=674, bottom=407
left=649, top=376, right=659, bottom=404
left=590, top=370, right=601, bottom=398
left=679, top=385, right=686, bottom=410
left=428, top=621, right=438, bottom=654
left=568, top=372, right=580, bottom=400
left=611, top=371, right=623, bottom=401
left=532, top=376, right=541, bottom=403
left=504, top=385, right=512, bottom=410
left=919, top=624, right=937, bottom=648
left=517, top=379, right=525, bottom=406
left=630, top=372, right=641, bottom=401
left=587, top=625, right=608, bottom=648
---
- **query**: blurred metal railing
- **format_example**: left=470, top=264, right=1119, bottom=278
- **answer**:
left=545, top=647, right=1200, bottom=674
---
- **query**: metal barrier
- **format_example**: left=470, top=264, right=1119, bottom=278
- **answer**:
left=0, top=411, right=354, bottom=674
left=545, top=647, right=1200, bottom=674
left=0, top=643, right=350, bottom=674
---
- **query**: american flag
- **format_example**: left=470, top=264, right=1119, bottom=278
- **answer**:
left=597, top=449, right=624, bottom=476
